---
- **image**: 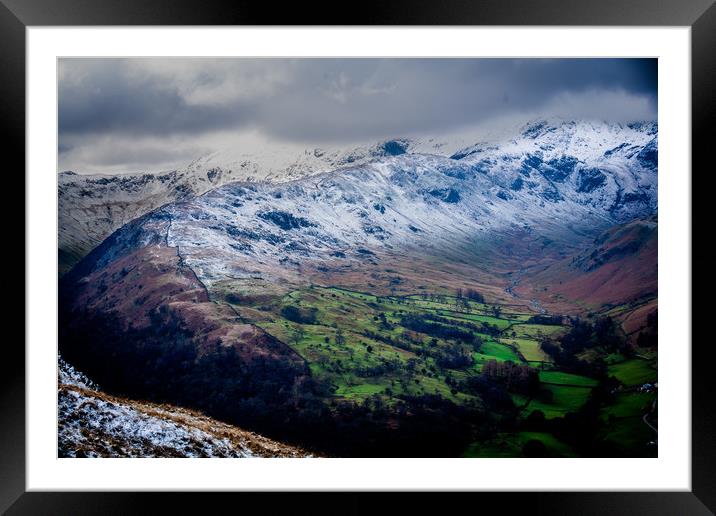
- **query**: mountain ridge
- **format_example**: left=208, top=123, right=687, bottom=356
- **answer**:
left=59, top=119, right=656, bottom=275
left=64, top=121, right=655, bottom=304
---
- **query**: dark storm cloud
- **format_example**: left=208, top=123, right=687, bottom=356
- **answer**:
left=58, top=58, right=657, bottom=173
left=252, top=58, right=657, bottom=141
left=59, top=59, right=256, bottom=137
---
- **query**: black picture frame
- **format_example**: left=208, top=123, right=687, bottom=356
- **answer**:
left=3, top=0, right=712, bottom=513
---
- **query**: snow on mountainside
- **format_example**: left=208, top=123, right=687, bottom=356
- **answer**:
left=58, top=137, right=420, bottom=274
left=58, top=357, right=312, bottom=458
left=59, top=167, right=252, bottom=275
left=70, top=119, right=657, bottom=293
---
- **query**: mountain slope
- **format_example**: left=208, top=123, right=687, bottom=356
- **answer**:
left=65, top=120, right=656, bottom=300
left=512, top=216, right=658, bottom=313
left=59, top=167, right=261, bottom=275
left=59, top=357, right=311, bottom=458
left=58, top=138, right=425, bottom=275
left=58, top=119, right=656, bottom=276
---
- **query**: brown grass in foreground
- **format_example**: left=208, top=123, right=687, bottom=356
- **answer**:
left=59, top=383, right=315, bottom=458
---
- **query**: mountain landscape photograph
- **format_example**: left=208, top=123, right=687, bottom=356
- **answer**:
left=58, top=58, right=658, bottom=458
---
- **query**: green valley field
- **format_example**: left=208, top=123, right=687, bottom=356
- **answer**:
left=218, top=284, right=658, bottom=457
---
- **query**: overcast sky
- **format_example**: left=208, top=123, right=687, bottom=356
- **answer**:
left=58, top=58, right=657, bottom=174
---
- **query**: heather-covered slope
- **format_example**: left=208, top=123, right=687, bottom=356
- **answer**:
left=513, top=216, right=658, bottom=313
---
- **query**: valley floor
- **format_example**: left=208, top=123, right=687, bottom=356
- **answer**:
left=221, top=285, right=658, bottom=457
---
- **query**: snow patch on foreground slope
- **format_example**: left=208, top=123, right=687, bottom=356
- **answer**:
left=58, top=357, right=311, bottom=458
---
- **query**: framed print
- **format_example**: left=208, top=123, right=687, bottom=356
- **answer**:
left=4, top=0, right=714, bottom=513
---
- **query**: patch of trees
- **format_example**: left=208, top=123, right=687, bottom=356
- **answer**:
left=636, top=310, right=657, bottom=348
left=539, top=315, right=626, bottom=378
left=418, top=292, right=449, bottom=303
left=362, top=329, right=420, bottom=355
left=480, top=359, right=540, bottom=395
left=409, top=311, right=498, bottom=338
left=521, top=376, right=624, bottom=456
left=434, top=343, right=474, bottom=369
left=354, top=358, right=402, bottom=378
left=558, top=318, right=596, bottom=354
left=479, top=322, right=502, bottom=338
left=539, top=339, right=607, bottom=379
left=321, top=393, right=486, bottom=457
left=376, top=312, right=393, bottom=331
left=399, top=314, right=475, bottom=343
left=456, top=288, right=485, bottom=303
left=526, top=314, right=563, bottom=325
left=593, top=316, right=622, bottom=351
left=361, top=329, right=474, bottom=369
left=458, top=375, right=517, bottom=414
left=280, top=305, right=319, bottom=325
left=465, top=290, right=485, bottom=302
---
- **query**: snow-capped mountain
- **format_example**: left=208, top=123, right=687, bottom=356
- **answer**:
left=59, top=137, right=426, bottom=274
left=59, top=166, right=260, bottom=275
left=59, top=118, right=656, bottom=276
left=69, top=119, right=657, bottom=294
